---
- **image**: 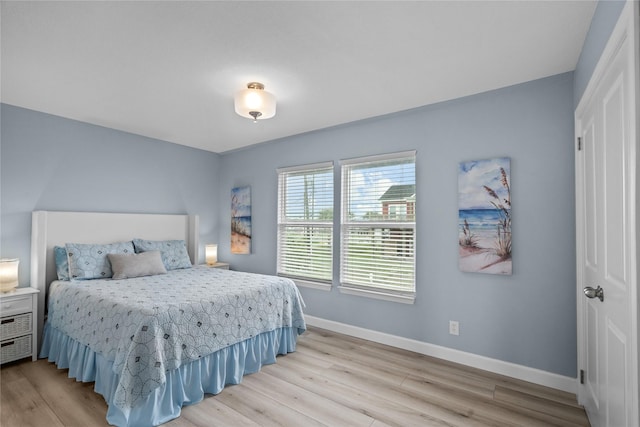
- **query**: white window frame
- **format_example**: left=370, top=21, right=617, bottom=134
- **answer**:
left=339, top=150, right=416, bottom=304
left=277, top=161, right=334, bottom=291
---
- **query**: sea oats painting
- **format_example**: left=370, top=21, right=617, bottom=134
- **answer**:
left=458, top=157, right=511, bottom=275
left=231, top=186, right=251, bottom=254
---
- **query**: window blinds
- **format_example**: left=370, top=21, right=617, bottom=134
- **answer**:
left=277, top=162, right=334, bottom=282
left=340, top=151, right=416, bottom=294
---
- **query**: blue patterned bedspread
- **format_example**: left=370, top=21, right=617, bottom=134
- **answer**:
left=46, top=266, right=306, bottom=410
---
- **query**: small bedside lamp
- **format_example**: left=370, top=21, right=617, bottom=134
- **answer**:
left=0, top=259, right=19, bottom=293
left=205, top=244, right=218, bottom=265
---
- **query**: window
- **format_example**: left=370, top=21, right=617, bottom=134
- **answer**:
left=277, top=162, right=334, bottom=289
left=340, top=151, right=416, bottom=303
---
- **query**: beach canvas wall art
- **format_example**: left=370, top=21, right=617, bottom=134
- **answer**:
left=231, top=186, right=251, bottom=254
left=458, top=157, right=512, bottom=275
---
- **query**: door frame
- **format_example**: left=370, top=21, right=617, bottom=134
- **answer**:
left=574, top=1, right=638, bottom=425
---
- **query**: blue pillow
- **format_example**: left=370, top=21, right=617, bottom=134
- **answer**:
left=65, top=241, right=135, bottom=280
left=132, top=238, right=192, bottom=270
left=54, top=246, right=70, bottom=281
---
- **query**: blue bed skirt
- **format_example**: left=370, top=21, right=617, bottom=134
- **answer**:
left=40, top=322, right=303, bottom=426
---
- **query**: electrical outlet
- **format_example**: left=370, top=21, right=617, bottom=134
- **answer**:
left=449, top=320, right=460, bottom=336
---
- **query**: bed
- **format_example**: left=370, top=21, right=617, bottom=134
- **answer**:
left=31, top=211, right=306, bottom=426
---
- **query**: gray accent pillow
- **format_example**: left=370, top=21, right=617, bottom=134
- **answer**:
left=108, top=251, right=167, bottom=280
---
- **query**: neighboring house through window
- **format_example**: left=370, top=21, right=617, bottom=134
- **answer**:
left=380, top=184, right=415, bottom=257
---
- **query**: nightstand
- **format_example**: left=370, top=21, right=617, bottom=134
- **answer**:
left=0, top=287, right=39, bottom=364
left=205, top=262, right=230, bottom=270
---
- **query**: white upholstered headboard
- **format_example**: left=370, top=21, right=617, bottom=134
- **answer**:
left=30, top=211, right=199, bottom=351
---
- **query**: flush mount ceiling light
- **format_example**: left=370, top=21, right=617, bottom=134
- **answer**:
left=234, top=82, right=276, bottom=122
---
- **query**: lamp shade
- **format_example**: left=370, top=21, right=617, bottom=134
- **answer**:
left=205, top=244, right=218, bottom=265
left=0, top=258, right=19, bottom=293
left=234, top=82, right=276, bottom=121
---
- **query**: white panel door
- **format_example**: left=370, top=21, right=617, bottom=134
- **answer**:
left=575, top=3, right=638, bottom=427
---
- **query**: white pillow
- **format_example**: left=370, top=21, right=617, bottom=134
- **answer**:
left=108, top=251, right=167, bottom=280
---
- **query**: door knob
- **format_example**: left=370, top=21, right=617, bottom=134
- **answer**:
left=583, top=286, right=604, bottom=302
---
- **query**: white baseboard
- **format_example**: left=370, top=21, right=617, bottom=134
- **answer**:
left=304, top=315, right=577, bottom=394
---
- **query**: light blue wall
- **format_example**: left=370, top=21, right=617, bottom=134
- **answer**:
left=0, top=104, right=221, bottom=284
left=574, top=0, right=626, bottom=107
left=218, top=73, right=577, bottom=377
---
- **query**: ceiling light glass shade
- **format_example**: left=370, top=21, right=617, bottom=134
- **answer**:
left=234, top=82, right=276, bottom=121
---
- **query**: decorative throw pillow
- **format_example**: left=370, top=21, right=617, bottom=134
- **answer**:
left=53, top=246, right=70, bottom=281
left=132, top=239, right=192, bottom=270
left=108, top=251, right=167, bottom=279
left=65, top=241, right=135, bottom=280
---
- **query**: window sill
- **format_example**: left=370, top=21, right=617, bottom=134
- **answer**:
left=338, top=285, right=415, bottom=304
left=288, top=278, right=332, bottom=292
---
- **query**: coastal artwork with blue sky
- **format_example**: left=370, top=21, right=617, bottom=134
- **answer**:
left=458, top=157, right=512, bottom=275
left=231, top=186, right=251, bottom=254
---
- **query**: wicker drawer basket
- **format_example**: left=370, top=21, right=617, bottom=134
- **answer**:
left=0, top=334, right=32, bottom=363
left=0, top=313, right=32, bottom=339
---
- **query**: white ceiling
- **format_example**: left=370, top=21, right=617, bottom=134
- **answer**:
left=1, top=1, right=597, bottom=154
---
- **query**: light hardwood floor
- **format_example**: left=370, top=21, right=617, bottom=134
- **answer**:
left=1, top=326, right=590, bottom=426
